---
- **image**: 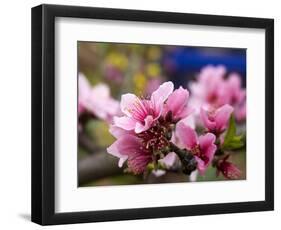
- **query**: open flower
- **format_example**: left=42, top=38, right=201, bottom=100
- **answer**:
left=78, top=73, right=92, bottom=115
left=114, top=81, right=174, bottom=133
left=189, top=65, right=227, bottom=110
left=200, top=104, right=234, bottom=134
left=216, top=155, right=241, bottom=179
left=189, top=66, right=246, bottom=122
left=226, top=73, right=246, bottom=105
left=176, top=123, right=217, bottom=175
left=235, top=101, right=246, bottom=122
left=107, top=133, right=152, bottom=174
left=78, top=73, right=120, bottom=122
left=226, top=74, right=246, bottom=122
left=164, top=86, right=193, bottom=121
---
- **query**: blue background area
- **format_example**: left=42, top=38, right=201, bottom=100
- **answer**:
left=162, top=46, right=246, bottom=88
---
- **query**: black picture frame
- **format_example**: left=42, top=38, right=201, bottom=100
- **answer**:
left=31, top=4, right=274, bottom=225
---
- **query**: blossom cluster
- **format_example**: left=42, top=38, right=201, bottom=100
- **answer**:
left=78, top=65, right=246, bottom=181
left=189, top=65, right=246, bottom=122
left=107, top=71, right=245, bottom=179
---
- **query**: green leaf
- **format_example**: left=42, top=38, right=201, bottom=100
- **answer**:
left=222, top=115, right=245, bottom=150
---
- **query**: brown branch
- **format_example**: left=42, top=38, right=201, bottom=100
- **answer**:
left=78, top=132, right=102, bottom=153
left=78, top=151, right=123, bottom=185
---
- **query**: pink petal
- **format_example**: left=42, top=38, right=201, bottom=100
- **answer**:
left=151, top=81, right=174, bottom=114
left=107, top=141, right=128, bottom=168
left=159, top=152, right=177, bottom=168
left=235, top=101, right=246, bottom=122
left=78, top=74, right=92, bottom=109
left=215, top=104, right=234, bottom=132
left=165, top=86, right=190, bottom=119
left=179, top=115, right=195, bottom=129
left=91, top=83, right=110, bottom=98
left=109, top=125, right=132, bottom=138
left=106, top=134, right=141, bottom=167
left=194, top=156, right=207, bottom=175
left=127, top=154, right=152, bottom=174
left=198, top=133, right=217, bottom=160
left=79, top=78, right=120, bottom=121
left=114, top=116, right=137, bottom=131
left=134, top=115, right=154, bottom=133
left=120, top=93, right=141, bottom=117
left=198, top=132, right=216, bottom=147
left=228, top=73, right=242, bottom=90
left=176, top=122, right=198, bottom=150
left=200, top=107, right=216, bottom=131
left=197, top=133, right=217, bottom=174
left=226, top=74, right=245, bottom=103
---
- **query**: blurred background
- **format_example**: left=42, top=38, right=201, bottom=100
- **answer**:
left=78, top=42, right=246, bottom=187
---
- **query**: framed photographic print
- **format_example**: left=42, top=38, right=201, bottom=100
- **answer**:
left=31, top=4, right=274, bottom=225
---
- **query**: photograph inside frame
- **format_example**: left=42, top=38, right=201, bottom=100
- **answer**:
left=77, top=41, right=246, bottom=187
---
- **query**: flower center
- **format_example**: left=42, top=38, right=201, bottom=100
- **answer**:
left=137, top=121, right=172, bottom=153
left=191, top=145, right=209, bottom=163
left=207, top=92, right=218, bottom=104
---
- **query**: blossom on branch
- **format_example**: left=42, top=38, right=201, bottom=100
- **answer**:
left=78, top=73, right=120, bottom=122
left=176, top=123, right=217, bottom=175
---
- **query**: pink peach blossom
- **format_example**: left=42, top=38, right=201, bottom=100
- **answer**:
left=235, top=101, right=246, bottom=122
left=226, top=73, right=246, bottom=105
left=216, top=155, right=241, bottom=179
left=107, top=133, right=152, bottom=174
left=226, top=74, right=246, bottom=122
left=200, top=104, right=234, bottom=134
left=176, top=123, right=217, bottom=175
left=107, top=127, right=178, bottom=174
left=189, top=65, right=227, bottom=110
left=164, top=86, right=193, bottom=121
left=78, top=73, right=92, bottom=115
left=189, top=66, right=246, bottom=122
left=78, top=73, right=120, bottom=122
left=114, top=81, right=174, bottom=133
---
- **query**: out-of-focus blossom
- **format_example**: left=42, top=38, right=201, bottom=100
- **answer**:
left=216, top=155, right=241, bottom=179
left=189, top=65, right=226, bottom=109
left=200, top=104, right=234, bottom=135
left=78, top=73, right=120, bottom=122
left=226, top=74, right=246, bottom=122
left=176, top=123, right=217, bottom=175
left=114, top=82, right=174, bottom=133
left=235, top=101, right=246, bottom=122
left=104, top=64, right=124, bottom=83
left=189, top=65, right=246, bottom=122
left=164, top=86, right=193, bottom=122
left=226, top=73, right=246, bottom=104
